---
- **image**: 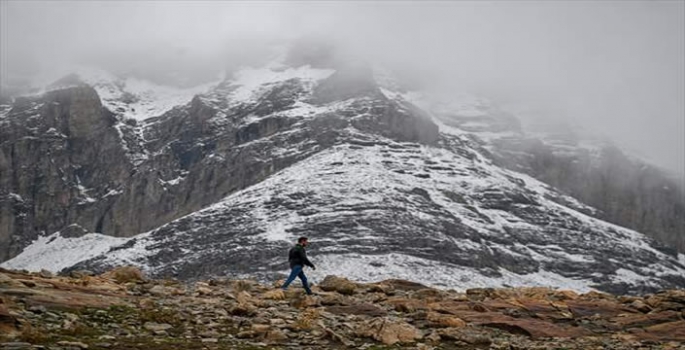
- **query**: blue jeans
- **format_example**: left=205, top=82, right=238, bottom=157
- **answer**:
left=281, top=265, right=312, bottom=295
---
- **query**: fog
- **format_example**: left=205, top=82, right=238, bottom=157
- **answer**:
left=1, top=1, right=683, bottom=178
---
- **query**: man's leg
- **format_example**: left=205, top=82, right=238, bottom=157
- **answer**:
left=297, top=270, right=312, bottom=295
left=281, top=265, right=302, bottom=290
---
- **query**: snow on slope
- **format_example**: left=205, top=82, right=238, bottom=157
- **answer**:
left=44, top=67, right=219, bottom=121
left=301, top=253, right=595, bottom=292
left=41, top=134, right=684, bottom=292
left=228, top=64, right=334, bottom=103
left=0, top=231, right=127, bottom=272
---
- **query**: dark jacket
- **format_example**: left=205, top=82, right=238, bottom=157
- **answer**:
left=288, top=244, right=314, bottom=268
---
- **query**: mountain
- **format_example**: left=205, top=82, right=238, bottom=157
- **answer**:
left=1, top=44, right=684, bottom=295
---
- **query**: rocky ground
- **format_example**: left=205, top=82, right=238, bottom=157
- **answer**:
left=1, top=266, right=684, bottom=350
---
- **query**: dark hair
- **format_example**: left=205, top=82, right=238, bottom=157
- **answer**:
left=298, top=236, right=308, bottom=243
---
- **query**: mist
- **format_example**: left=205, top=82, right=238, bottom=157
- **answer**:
left=1, top=1, right=683, bottom=178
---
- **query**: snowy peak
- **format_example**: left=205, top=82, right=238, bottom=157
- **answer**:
left=40, top=67, right=218, bottom=122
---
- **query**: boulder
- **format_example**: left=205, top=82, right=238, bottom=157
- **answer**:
left=101, top=266, right=144, bottom=284
left=143, top=322, right=173, bottom=333
left=319, top=275, right=357, bottom=295
left=356, top=317, right=423, bottom=345
left=263, top=289, right=286, bottom=300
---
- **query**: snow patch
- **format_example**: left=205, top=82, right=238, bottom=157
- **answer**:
left=226, top=65, right=334, bottom=105
left=0, top=232, right=128, bottom=272
left=8, top=192, right=24, bottom=202
left=43, top=66, right=218, bottom=121
left=302, top=253, right=596, bottom=293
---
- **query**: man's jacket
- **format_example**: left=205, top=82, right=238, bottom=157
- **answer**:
left=288, top=244, right=314, bottom=268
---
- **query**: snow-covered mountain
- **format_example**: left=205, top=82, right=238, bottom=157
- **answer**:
left=1, top=44, right=683, bottom=294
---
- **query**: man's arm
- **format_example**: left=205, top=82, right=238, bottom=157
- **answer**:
left=300, top=248, right=315, bottom=269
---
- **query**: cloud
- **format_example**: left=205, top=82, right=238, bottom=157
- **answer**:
left=1, top=1, right=683, bottom=177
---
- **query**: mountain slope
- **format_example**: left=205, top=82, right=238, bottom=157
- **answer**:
left=64, top=131, right=685, bottom=294
left=1, top=47, right=684, bottom=294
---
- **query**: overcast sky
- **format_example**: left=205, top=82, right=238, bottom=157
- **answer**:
left=1, top=1, right=683, bottom=178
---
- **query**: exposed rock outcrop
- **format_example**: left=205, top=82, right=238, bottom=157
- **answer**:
left=1, top=269, right=684, bottom=349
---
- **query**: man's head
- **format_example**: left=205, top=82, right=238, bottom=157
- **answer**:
left=297, top=236, right=309, bottom=247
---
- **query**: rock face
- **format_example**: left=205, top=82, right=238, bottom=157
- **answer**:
left=0, top=87, right=130, bottom=261
left=487, top=129, right=685, bottom=254
left=1, top=45, right=684, bottom=295
left=1, top=269, right=685, bottom=349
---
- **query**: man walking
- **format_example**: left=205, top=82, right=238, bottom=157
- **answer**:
left=281, top=236, right=315, bottom=295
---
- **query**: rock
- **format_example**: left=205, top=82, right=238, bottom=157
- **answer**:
left=0, top=303, right=15, bottom=319
left=554, top=290, right=579, bottom=301
left=425, top=331, right=441, bottom=343
left=101, top=266, right=144, bottom=284
left=251, top=323, right=271, bottom=334
left=413, top=288, right=444, bottom=301
left=367, top=292, right=388, bottom=302
left=229, top=304, right=255, bottom=316
left=640, top=320, right=685, bottom=342
left=269, top=318, right=286, bottom=326
left=138, top=298, right=156, bottom=309
left=645, top=290, right=685, bottom=312
left=474, top=317, right=591, bottom=339
left=382, top=279, right=430, bottom=292
left=38, top=269, right=54, bottom=278
left=148, top=285, right=170, bottom=296
left=0, top=273, right=24, bottom=288
left=200, top=338, right=218, bottom=343
left=56, top=341, right=89, bottom=349
left=466, top=288, right=492, bottom=298
left=316, top=321, right=353, bottom=347
left=377, top=321, right=423, bottom=345
left=69, top=270, right=95, bottom=278
left=614, top=310, right=682, bottom=329
left=27, top=305, right=46, bottom=314
left=326, top=303, right=387, bottom=317
left=567, top=299, right=629, bottom=318
left=0, top=343, right=32, bottom=350
left=415, top=343, right=435, bottom=350
left=143, top=322, right=173, bottom=332
left=236, top=291, right=253, bottom=304
left=17, top=280, right=35, bottom=288
left=290, top=294, right=320, bottom=308
left=320, top=293, right=346, bottom=306
left=470, top=303, right=490, bottom=312
left=630, top=299, right=652, bottom=313
left=236, top=330, right=256, bottom=338
left=366, top=283, right=394, bottom=295
left=196, top=286, right=213, bottom=296
left=356, top=318, right=423, bottom=345
left=387, top=297, right=431, bottom=314
left=438, top=328, right=492, bottom=345
left=293, top=308, right=321, bottom=330
left=263, top=289, right=286, bottom=300
left=426, top=312, right=467, bottom=328
left=265, top=328, right=289, bottom=343
left=319, top=276, right=357, bottom=295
